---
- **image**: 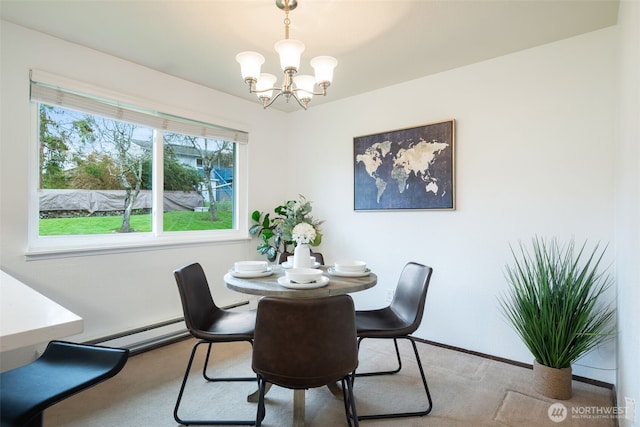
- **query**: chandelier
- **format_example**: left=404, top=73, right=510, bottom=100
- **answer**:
left=235, top=0, right=338, bottom=110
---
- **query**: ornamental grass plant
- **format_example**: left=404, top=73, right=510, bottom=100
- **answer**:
left=499, top=237, right=615, bottom=369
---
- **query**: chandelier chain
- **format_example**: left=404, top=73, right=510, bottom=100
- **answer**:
left=284, top=14, right=290, bottom=39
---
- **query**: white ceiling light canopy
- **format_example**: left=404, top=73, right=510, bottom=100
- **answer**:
left=235, top=0, right=338, bottom=110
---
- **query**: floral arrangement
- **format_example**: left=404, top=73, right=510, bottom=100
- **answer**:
left=291, top=222, right=316, bottom=245
left=275, top=195, right=323, bottom=247
left=249, top=195, right=323, bottom=261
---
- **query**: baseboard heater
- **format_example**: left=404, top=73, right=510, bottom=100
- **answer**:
left=85, top=301, right=249, bottom=356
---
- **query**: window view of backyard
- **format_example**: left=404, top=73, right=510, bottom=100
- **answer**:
left=38, top=104, right=236, bottom=236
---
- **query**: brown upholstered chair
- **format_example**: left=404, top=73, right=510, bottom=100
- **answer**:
left=252, top=295, right=359, bottom=426
left=354, top=262, right=433, bottom=420
left=278, top=251, right=325, bottom=265
left=173, top=262, right=257, bottom=425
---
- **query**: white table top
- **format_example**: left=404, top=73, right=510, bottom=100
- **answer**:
left=0, top=270, right=83, bottom=352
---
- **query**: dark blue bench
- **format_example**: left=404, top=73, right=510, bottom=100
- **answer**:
left=1, top=341, right=129, bottom=427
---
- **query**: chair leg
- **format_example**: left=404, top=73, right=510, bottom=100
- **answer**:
left=342, top=372, right=359, bottom=427
left=356, top=336, right=433, bottom=420
left=255, top=376, right=267, bottom=427
left=174, top=340, right=257, bottom=425
left=355, top=337, right=402, bottom=377
left=202, top=341, right=257, bottom=383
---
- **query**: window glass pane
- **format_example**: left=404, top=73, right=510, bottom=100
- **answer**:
left=162, top=133, right=235, bottom=232
left=38, top=103, right=153, bottom=236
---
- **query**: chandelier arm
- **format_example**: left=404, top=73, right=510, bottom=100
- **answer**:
left=291, top=87, right=329, bottom=97
left=261, top=91, right=285, bottom=109
left=248, top=86, right=282, bottom=95
left=291, top=92, right=309, bottom=110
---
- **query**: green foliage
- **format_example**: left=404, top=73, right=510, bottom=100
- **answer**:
left=69, top=153, right=122, bottom=189
left=499, top=237, right=615, bottom=369
left=161, top=156, right=202, bottom=192
left=39, top=105, right=70, bottom=189
left=275, top=196, right=323, bottom=246
left=249, top=210, right=280, bottom=262
left=139, top=152, right=204, bottom=192
left=249, top=195, right=323, bottom=262
left=63, top=150, right=202, bottom=192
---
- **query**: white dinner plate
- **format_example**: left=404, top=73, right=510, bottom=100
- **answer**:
left=281, top=261, right=321, bottom=269
left=277, top=275, right=329, bottom=289
left=327, top=267, right=371, bottom=278
left=229, top=267, right=274, bottom=278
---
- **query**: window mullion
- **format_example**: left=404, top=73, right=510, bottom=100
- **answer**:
left=152, top=130, right=164, bottom=235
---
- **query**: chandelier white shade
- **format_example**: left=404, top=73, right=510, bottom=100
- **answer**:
left=236, top=52, right=265, bottom=81
left=255, top=73, right=278, bottom=102
left=293, top=74, right=316, bottom=102
left=274, top=39, right=305, bottom=71
left=235, top=0, right=337, bottom=110
left=311, top=56, right=338, bottom=83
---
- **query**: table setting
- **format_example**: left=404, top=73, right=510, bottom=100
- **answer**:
left=224, top=258, right=375, bottom=297
left=277, top=268, right=329, bottom=289
left=327, top=260, right=372, bottom=277
left=229, top=261, right=274, bottom=278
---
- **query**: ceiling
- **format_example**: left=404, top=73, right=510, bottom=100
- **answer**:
left=1, top=0, right=619, bottom=113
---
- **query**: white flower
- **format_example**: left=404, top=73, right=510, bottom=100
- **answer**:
left=292, top=222, right=316, bottom=245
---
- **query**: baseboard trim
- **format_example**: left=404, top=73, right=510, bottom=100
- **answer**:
left=416, top=338, right=614, bottom=390
left=85, top=301, right=249, bottom=356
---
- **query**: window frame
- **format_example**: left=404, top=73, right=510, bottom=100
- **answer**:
left=26, top=71, right=250, bottom=260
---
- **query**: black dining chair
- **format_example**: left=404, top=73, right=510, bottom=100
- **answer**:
left=278, top=251, right=325, bottom=265
left=0, top=340, right=129, bottom=427
left=252, top=295, right=359, bottom=427
left=173, top=262, right=258, bottom=425
left=354, top=262, right=433, bottom=420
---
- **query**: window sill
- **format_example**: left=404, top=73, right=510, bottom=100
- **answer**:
left=26, top=231, right=250, bottom=261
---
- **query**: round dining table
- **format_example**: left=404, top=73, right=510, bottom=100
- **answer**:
left=224, top=264, right=377, bottom=298
left=224, top=264, right=377, bottom=427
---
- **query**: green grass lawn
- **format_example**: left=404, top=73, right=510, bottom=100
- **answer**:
left=39, top=209, right=233, bottom=235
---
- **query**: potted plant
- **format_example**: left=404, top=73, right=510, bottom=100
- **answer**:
left=498, top=237, right=615, bottom=400
left=249, top=195, right=323, bottom=262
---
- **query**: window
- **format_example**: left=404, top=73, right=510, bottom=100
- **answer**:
left=28, top=70, right=249, bottom=258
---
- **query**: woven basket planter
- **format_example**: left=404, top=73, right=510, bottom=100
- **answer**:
left=533, top=361, right=572, bottom=400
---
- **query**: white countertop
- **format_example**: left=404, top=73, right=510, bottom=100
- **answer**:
left=0, top=270, right=83, bottom=352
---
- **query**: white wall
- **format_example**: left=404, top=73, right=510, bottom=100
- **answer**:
left=285, top=27, right=619, bottom=384
left=614, top=1, right=640, bottom=424
left=0, top=22, right=288, bottom=365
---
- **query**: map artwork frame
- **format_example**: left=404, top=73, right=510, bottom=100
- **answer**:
left=353, top=119, right=455, bottom=211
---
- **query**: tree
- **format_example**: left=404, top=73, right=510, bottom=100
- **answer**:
left=78, top=116, right=151, bottom=232
left=39, top=105, right=70, bottom=189
left=69, top=153, right=122, bottom=189
left=145, top=147, right=203, bottom=192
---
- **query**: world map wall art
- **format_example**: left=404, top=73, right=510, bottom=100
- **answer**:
left=353, top=120, right=455, bottom=211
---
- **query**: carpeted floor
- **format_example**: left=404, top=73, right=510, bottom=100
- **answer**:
left=44, top=338, right=616, bottom=426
